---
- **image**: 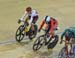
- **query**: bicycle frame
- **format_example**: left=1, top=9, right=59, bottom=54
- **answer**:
left=22, top=21, right=31, bottom=33
left=42, top=29, right=53, bottom=45
left=24, top=24, right=30, bottom=32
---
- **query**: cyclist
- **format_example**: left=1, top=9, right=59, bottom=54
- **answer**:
left=60, top=27, right=75, bottom=55
left=38, top=16, right=59, bottom=36
left=18, top=7, right=39, bottom=33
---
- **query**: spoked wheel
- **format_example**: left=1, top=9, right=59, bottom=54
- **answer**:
left=15, top=25, right=25, bottom=42
left=47, top=35, right=59, bottom=49
left=33, top=35, right=45, bottom=51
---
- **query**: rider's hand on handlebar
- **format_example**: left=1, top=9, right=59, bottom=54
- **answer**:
left=18, top=19, right=21, bottom=24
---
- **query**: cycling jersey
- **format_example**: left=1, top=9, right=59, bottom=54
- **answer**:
left=39, top=16, right=58, bottom=34
left=61, top=27, right=75, bottom=42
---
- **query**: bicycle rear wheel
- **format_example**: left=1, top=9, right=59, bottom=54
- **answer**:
left=29, top=24, right=38, bottom=40
left=47, top=35, right=59, bottom=49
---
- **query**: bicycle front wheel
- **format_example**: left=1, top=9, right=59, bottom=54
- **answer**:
left=15, top=25, right=25, bottom=42
left=33, top=35, right=45, bottom=51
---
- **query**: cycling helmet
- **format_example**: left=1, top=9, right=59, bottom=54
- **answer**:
left=44, top=16, right=51, bottom=23
left=26, top=7, right=32, bottom=12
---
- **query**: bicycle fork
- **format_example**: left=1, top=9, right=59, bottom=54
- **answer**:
left=44, top=36, right=52, bottom=46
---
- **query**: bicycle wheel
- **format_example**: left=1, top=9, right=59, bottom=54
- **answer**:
left=47, top=35, right=59, bottom=49
left=58, top=47, right=66, bottom=58
left=33, top=35, right=45, bottom=51
left=15, top=25, right=25, bottom=42
left=58, top=47, right=75, bottom=58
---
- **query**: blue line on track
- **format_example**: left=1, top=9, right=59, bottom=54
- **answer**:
left=0, top=40, right=16, bottom=45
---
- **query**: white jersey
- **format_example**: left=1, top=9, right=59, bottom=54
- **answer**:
left=20, top=9, right=38, bottom=24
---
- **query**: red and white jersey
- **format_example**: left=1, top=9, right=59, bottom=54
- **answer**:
left=39, top=16, right=58, bottom=33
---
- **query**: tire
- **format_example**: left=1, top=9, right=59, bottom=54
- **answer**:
left=29, top=24, right=38, bottom=40
left=15, top=25, right=25, bottom=42
left=33, top=35, right=45, bottom=51
left=58, top=47, right=75, bottom=58
left=47, top=35, right=59, bottom=49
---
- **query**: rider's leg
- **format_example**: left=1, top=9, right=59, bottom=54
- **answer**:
left=65, top=33, right=71, bottom=55
left=44, top=25, right=50, bottom=45
left=69, top=38, right=73, bottom=53
left=45, top=24, right=55, bottom=37
left=31, top=23, right=34, bottom=31
left=65, top=36, right=69, bottom=58
left=65, top=41, right=69, bottom=58
left=31, top=16, right=38, bottom=32
left=45, top=24, right=49, bottom=34
left=67, top=33, right=74, bottom=54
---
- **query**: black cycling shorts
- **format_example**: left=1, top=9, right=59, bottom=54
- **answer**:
left=28, top=16, right=38, bottom=24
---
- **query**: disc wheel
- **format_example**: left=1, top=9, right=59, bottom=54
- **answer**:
left=47, top=35, right=59, bottom=49
left=29, top=24, right=38, bottom=40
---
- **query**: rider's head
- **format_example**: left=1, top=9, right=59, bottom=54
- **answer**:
left=44, top=16, right=51, bottom=24
left=26, top=7, right=32, bottom=14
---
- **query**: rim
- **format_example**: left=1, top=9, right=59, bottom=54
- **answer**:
left=16, top=25, right=25, bottom=42
left=33, top=36, right=45, bottom=51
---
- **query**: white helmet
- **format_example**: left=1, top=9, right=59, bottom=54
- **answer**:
left=44, top=16, right=51, bottom=23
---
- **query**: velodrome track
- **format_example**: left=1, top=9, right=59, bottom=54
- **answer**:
left=0, top=0, right=75, bottom=58
left=0, top=31, right=62, bottom=58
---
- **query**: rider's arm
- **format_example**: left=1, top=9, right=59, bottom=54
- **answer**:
left=20, top=11, right=28, bottom=21
left=39, top=20, right=45, bottom=30
left=61, top=30, right=66, bottom=40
